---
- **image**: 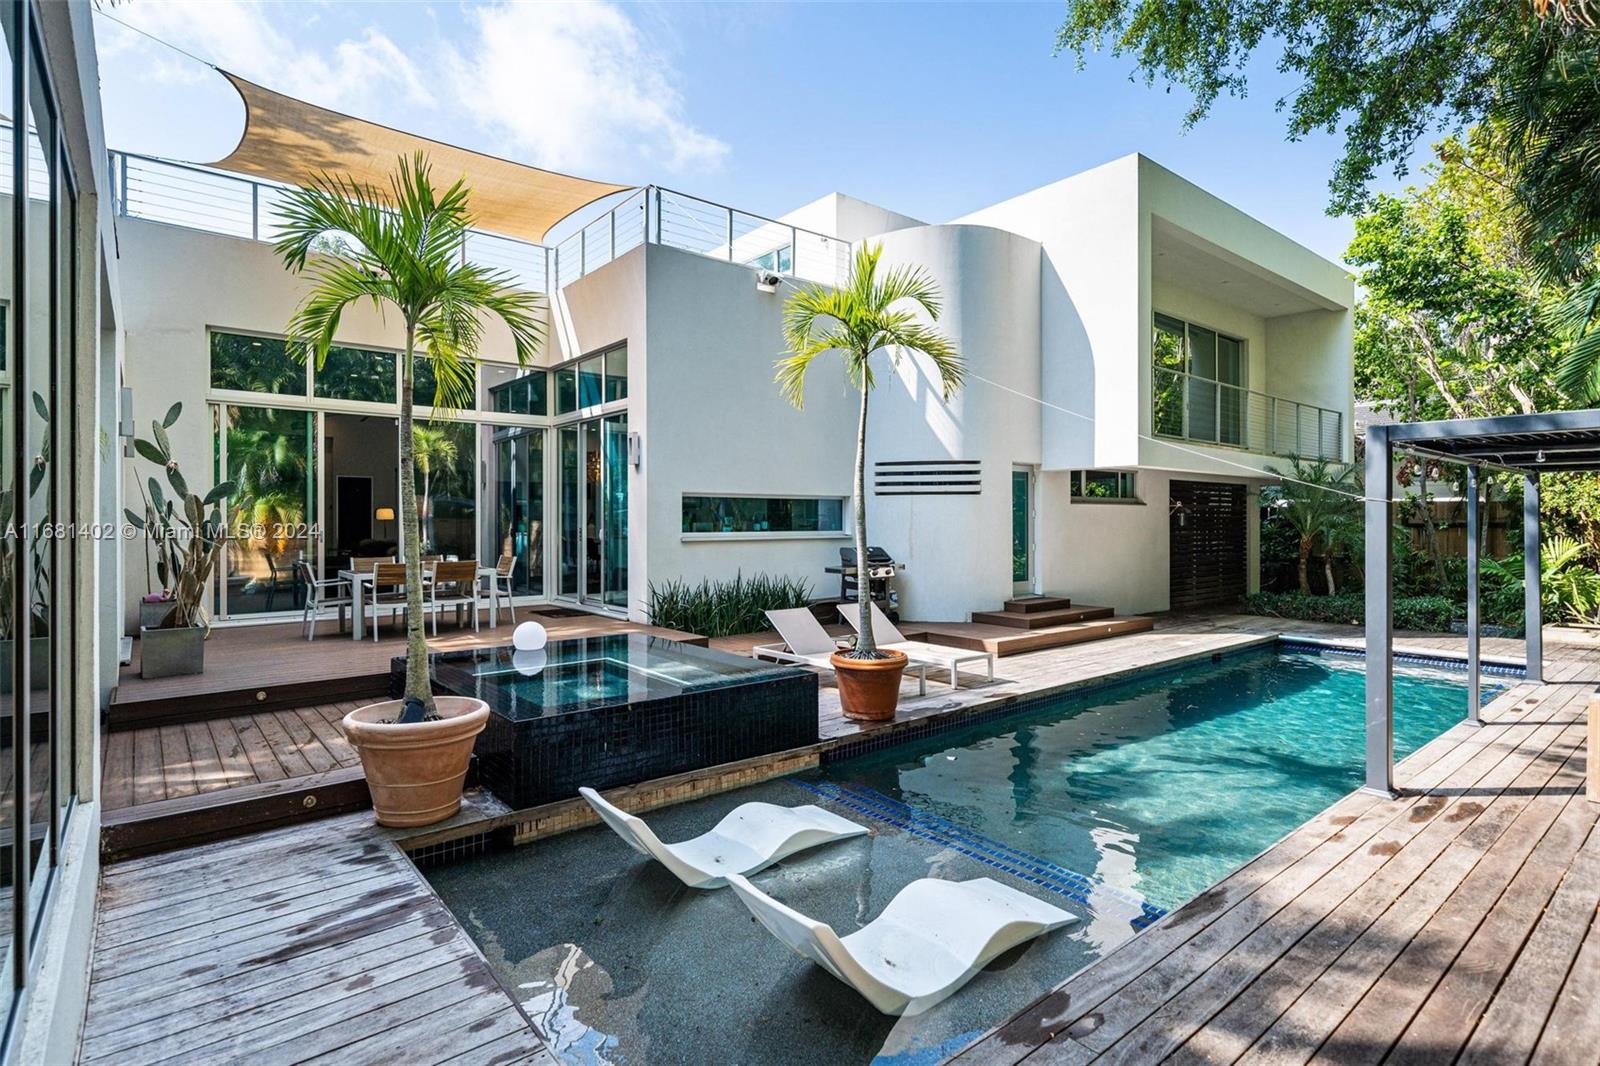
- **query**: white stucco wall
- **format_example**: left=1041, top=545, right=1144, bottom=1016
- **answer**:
left=865, top=224, right=1043, bottom=621
left=640, top=243, right=856, bottom=613
left=780, top=192, right=925, bottom=244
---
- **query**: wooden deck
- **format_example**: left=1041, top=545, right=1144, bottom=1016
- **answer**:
left=78, top=814, right=553, bottom=1065
left=112, top=607, right=706, bottom=727
left=955, top=640, right=1600, bottom=1065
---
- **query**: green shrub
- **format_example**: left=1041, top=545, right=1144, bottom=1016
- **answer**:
left=1242, top=591, right=1457, bottom=632
left=647, top=572, right=813, bottom=638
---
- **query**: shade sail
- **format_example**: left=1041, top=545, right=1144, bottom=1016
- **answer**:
left=208, top=70, right=632, bottom=244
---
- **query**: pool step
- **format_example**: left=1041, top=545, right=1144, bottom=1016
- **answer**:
left=970, top=605, right=1115, bottom=629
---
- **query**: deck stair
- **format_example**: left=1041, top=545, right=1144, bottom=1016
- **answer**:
left=909, top=594, right=1155, bottom=657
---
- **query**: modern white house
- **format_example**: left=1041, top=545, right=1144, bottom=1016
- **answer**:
left=112, top=111, right=1353, bottom=637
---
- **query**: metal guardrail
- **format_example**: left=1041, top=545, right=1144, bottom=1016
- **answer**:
left=107, top=150, right=850, bottom=292
left=1152, top=365, right=1344, bottom=460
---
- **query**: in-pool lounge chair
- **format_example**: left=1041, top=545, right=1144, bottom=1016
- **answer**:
left=753, top=608, right=929, bottom=696
left=725, top=873, right=1076, bottom=1016
left=838, top=602, right=996, bottom=689
left=578, top=787, right=868, bottom=890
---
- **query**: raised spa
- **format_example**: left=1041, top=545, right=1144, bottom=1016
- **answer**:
left=395, top=634, right=818, bottom=808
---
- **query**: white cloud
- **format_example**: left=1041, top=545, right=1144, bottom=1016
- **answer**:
left=104, top=0, right=432, bottom=115
left=446, top=1, right=729, bottom=176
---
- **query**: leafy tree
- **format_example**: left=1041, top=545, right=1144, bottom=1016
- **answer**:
left=413, top=423, right=461, bottom=552
left=1481, top=533, right=1600, bottom=626
left=777, top=243, right=963, bottom=659
left=274, top=154, right=543, bottom=717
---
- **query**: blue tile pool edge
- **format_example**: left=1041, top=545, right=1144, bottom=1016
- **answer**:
left=821, top=635, right=1523, bottom=765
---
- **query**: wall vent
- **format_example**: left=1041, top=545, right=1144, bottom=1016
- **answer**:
left=873, top=459, right=981, bottom=496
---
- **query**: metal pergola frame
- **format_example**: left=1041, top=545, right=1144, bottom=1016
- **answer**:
left=1364, top=409, right=1600, bottom=796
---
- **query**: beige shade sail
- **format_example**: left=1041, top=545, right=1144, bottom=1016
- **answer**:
left=208, top=70, right=633, bottom=244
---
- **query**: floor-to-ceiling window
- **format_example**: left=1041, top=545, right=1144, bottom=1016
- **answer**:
left=206, top=332, right=549, bottom=619
left=554, top=343, right=628, bottom=612
left=1152, top=313, right=1245, bottom=447
left=0, top=0, right=87, bottom=1027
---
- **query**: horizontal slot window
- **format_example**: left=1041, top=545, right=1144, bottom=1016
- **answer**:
left=682, top=495, right=845, bottom=534
left=1072, top=470, right=1138, bottom=501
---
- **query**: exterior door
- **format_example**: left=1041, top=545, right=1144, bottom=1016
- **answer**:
left=1012, top=466, right=1035, bottom=594
left=558, top=416, right=629, bottom=611
left=1169, top=480, right=1247, bottom=610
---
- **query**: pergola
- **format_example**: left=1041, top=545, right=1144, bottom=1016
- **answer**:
left=1363, top=409, right=1600, bottom=796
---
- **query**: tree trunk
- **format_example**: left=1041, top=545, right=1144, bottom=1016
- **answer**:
left=1324, top=553, right=1337, bottom=596
left=1418, top=471, right=1448, bottom=590
left=852, top=379, right=877, bottom=658
left=399, top=324, right=434, bottom=713
left=1298, top=535, right=1313, bottom=595
left=420, top=467, right=432, bottom=551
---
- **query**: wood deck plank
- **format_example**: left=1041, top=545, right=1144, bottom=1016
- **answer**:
left=100, top=731, right=135, bottom=811
left=269, top=707, right=340, bottom=774
left=180, top=719, right=231, bottom=794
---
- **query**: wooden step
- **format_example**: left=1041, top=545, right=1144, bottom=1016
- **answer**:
left=1003, top=595, right=1072, bottom=613
left=970, top=605, right=1115, bottom=630
left=906, top=615, right=1156, bottom=657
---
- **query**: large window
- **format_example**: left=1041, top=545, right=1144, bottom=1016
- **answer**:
left=0, top=3, right=87, bottom=1024
left=485, top=363, right=547, bottom=415
left=681, top=496, right=845, bottom=534
left=1153, top=313, right=1245, bottom=446
left=210, top=332, right=305, bottom=395
left=314, top=345, right=396, bottom=403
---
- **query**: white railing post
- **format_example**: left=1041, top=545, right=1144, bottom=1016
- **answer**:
left=726, top=206, right=734, bottom=261
left=251, top=182, right=260, bottom=241
left=653, top=187, right=662, bottom=244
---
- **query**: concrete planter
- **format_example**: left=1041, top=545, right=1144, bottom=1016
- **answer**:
left=139, top=625, right=205, bottom=679
left=831, top=649, right=908, bottom=721
left=0, top=636, right=52, bottom=694
left=342, top=696, right=489, bottom=827
left=139, top=599, right=176, bottom=630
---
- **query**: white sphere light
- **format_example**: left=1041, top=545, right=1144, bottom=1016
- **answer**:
left=512, top=620, right=548, bottom=652
left=511, top=649, right=548, bottom=677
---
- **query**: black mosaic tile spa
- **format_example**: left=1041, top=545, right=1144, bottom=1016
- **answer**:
left=394, top=634, right=818, bottom=809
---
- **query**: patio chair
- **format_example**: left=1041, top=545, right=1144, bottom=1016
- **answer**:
left=260, top=549, right=302, bottom=612
left=295, top=560, right=351, bottom=641
left=754, top=608, right=927, bottom=696
left=724, top=873, right=1075, bottom=1016
left=369, top=563, right=409, bottom=640
left=427, top=560, right=480, bottom=635
left=578, top=787, right=867, bottom=890
left=838, top=602, right=995, bottom=689
left=349, top=555, right=393, bottom=573
left=488, top=554, right=518, bottom=625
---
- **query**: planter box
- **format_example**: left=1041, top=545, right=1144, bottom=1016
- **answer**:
left=140, top=625, right=205, bottom=679
left=139, top=600, right=176, bottom=630
left=0, top=636, right=52, bottom=694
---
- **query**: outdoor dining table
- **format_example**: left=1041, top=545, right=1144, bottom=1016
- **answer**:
left=338, top=565, right=502, bottom=640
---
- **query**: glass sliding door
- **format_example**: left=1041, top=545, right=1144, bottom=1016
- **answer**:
left=558, top=425, right=580, bottom=597
left=216, top=404, right=316, bottom=616
left=323, top=412, right=398, bottom=569
left=485, top=427, right=544, bottom=596
left=414, top=418, right=475, bottom=560
left=602, top=414, right=629, bottom=608
left=557, top=417, right=629, bottom=611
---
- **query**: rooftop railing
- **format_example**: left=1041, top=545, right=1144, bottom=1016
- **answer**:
left=1152, top=365, right=1345, bottom=462
left=107, top=150, right=850, bottom=293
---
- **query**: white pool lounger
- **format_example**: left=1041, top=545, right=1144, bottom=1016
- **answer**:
left=724, top=873, right=1077, bottom=1016
left=578, top=787, right=869, bottom=890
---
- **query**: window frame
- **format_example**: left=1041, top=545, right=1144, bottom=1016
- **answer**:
left=1070, top=470, right=1141, bottom=503
left=679, top=493, right=850, bottom=540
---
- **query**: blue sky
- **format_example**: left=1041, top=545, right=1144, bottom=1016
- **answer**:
left=95, top=1, right=1441, bottom=264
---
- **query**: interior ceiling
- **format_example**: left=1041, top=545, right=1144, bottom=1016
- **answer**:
left=208, top=71, right=633, bottom=245
left=1151, top=217, right=1341, bottom=318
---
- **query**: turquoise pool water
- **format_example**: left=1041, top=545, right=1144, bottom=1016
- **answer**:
left=817, top=648, right=1497, bottom=914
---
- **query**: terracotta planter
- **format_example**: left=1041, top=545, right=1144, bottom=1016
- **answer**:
left=343, top=696, right=489, bottom=827
left=831, top=649, right=908, bottom=722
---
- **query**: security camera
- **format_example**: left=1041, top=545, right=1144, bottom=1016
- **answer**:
left=756, top=270, right=782, bottom=293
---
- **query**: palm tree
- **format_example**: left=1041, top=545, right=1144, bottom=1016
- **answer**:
left=777, top=243, right=963, bottom=658
left=412, top=424, right=460, bottom=551
left=1262, top=457, right=1360, bottom=595
left=274, top=153, right=543, bottom=717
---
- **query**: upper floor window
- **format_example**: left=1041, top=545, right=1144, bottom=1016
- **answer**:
left=1153, top=313, right=1244, bottom=386
left=210, top=331, right=305, bottom=396
left=485, top=363, right=547, bottom=415
left=556, top=343, right=626, bottom=416
left=1071, top=470, right=1138, bottom=501
left=1153, top=314, right=1246, bottom=446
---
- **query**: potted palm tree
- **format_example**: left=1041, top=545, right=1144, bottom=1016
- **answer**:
left=777, top=243, right=963, bottom=720
left=274, top=154, right=543, bottom=826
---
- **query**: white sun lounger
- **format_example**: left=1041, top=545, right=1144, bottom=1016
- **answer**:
left=578, top=787, right=869, bottom=890
left=753, top=607, right=928, bottom=696
left=725, top=873, right=1076, bottom=1015
left=838, top=602, right=996, bottom=689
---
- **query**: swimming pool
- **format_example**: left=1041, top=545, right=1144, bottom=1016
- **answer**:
left=426, top=645, right=1500, bottom=1066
